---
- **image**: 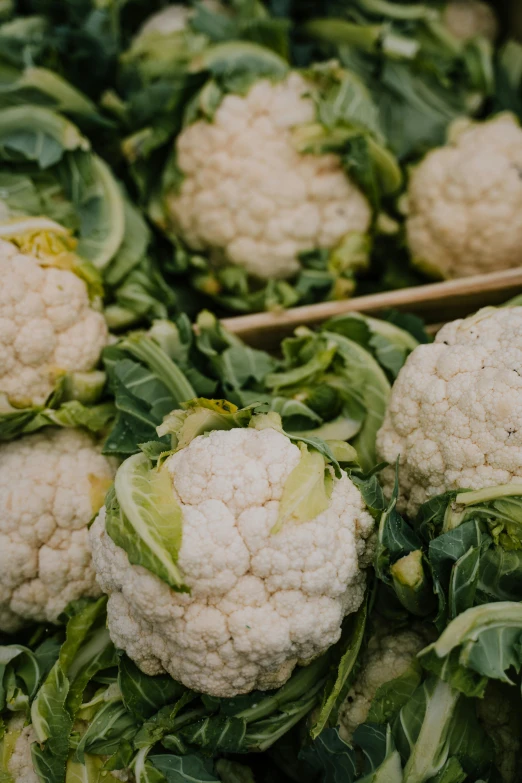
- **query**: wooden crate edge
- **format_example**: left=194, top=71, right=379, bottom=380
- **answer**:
left=221, top=268, right=522, bottom=349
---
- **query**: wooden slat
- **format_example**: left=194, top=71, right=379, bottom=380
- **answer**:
left=221, top=268, right=522, bottom=349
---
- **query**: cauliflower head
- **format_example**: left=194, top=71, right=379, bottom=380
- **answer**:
left=0, top=238, right=108, bottom=407
left=166, top=71, right=372, bottom=281
left=339, top=624, right=430, bottom=741
left=90, top=425, right=375, bottom=697
left=443, top=0, right=498, bottom=42
left=377, top=307, right=522, bottom=515
left=406, top=114, right=522, bottom=279
left=0, top=428, right=117, bottom=632
left=476, top=682, right=522, bottom=783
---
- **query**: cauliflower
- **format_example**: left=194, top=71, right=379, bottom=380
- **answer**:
left=90, top=424, right=375, bottom=697
left=443, top=0, right=498, bottom=42
left=165, top=71, right=372, bottom=282
left=339, top=624, right=430, bottom=741
left=377, top=307, right=522, bottom=515
left=2, top=714, right=38, bottom=783
left=0, top=238, right=108, bottom=407
left=0, top=428, right=117, bottom=632
left=476, top=682, right=522, bottom=783
left=406, top=114, right=522, bottom=279
left=2, top=714, right=132, bottom=782
left=137, top=1, right=225, bottom=37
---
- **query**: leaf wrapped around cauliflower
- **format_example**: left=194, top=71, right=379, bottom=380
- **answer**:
left=89, top=401, right=376, bottom=697
left=0, top=103, right=176, bottom=332
left=121, top=40, right=401, bottom=312
left=197, top=310, right=422, bottom=472
left=0, top=428, right=117, bottom=632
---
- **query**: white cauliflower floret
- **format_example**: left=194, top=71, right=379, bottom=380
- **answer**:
left=90, top=426, right=375, bottom=697
left=166, top=72, right=371, bottom=281
left=443, top=0, right=498, bottom=42
left=406, top=114, right=522, bottom=279
left=0, top=428, right=117, bottom=632
left=0, top=239, right=108, bottom=406
left=377, top=307, right=522, bottom=516
left=3, top=715, right=38, bottom=783
left=339, top=624, right=431, bottom=741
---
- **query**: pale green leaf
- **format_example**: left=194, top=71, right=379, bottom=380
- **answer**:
left=109, top=454, right=186, bottom=590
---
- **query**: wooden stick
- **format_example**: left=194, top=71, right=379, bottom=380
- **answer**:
left=221, top=268, right=522, bottom=349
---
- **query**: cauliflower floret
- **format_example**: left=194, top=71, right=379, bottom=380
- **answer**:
left=0, top=428, right=117, bottom=632
left=443, top=0, right=498, bottom=42
left=377, top=307, right=522, bottom=516
left=90, top=426, right=375, bottom=697
left=4, top=715, right=38, bottom=783
left=339, top=624, right=431, bottom=741
left=0, top=239, right=108, bottom=406
left=165, top=72, right=371, bottom=281
left=406, top=114, right=522, bottom=279
left=476, top=682, right=522, bottom=783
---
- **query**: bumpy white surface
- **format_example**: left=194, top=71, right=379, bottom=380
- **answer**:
left=90, top=426, right=374, bottom=697
left=0, top=428, right=117, bottom=632
left=339, top=625, right=429, bottom=741
left=377, top=307, right=522, bottom=515
left=406, top=114, right=522, bottom=278
left=5, top=715, right=38, bottom=783
left=443, top=0, right=498, bottom=41
left=0, top=239, right=108, bottom=406
left=166, top=72, right=371, bottom=280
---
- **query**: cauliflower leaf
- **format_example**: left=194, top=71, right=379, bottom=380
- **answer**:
left=272, top=443, right=331, bottom=534
left=108, top=454, right=187, bottom=592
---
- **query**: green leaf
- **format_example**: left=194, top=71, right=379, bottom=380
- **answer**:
left=272, top=443, right=331, bottom=534
left=298, top=727, right=357, bottom=783
left=214, top=760, right=255, bottom=783
left=389, top=550, right=436, bottom=617
left=311, top=600, right=368, bottom=738
left=419, top=602, right=522, bottom=696
left=393, top=677, right=460, bottom=783
left=149, top=755, right=219, bottom=783
left=75, top=700, right=138, bottom=762
left=367, top=663, right=423, bottom=725
left=134, top=691, right=196, bottom=750
left=180, top=715, right=247, bottom=754
left=322, top=331, right=391, bottom=472
left=158, top=399, right=255, bottom=448
left=30, top=665, right=72, bottom=783
left=118, top=656, right=186, bottom=720
left=107, top=454, right=186, bottom=591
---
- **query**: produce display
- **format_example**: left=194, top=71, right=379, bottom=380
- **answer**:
left=1, top=1, right=522, bottom=783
